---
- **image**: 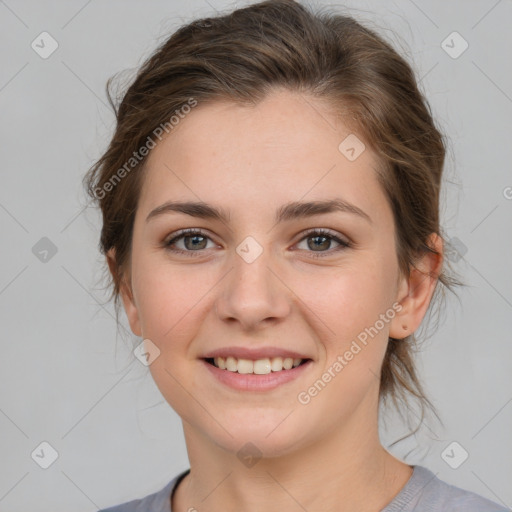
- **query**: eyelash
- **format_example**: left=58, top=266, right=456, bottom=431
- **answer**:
left=164, top=228, right=351, bottom=259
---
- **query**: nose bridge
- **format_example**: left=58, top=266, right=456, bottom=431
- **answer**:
left=215, top=235, right=290, bottom=328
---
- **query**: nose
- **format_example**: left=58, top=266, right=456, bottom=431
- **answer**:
left=214, top=244, right=291, bottom=331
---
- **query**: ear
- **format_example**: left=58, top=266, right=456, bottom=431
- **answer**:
left=106, top=248, right=142, bottom=337
left=389, top=233, right=443, bottom=339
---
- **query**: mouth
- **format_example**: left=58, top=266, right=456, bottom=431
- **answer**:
left=204, top=356, right=311, bottom=374
left=200, top=347, right=313, bottom=391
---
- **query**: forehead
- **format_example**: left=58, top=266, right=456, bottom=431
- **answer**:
left=138, top=89, right=388, bottom=225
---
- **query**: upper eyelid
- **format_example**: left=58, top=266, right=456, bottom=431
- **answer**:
left=166, top=227, right=213, bottom=242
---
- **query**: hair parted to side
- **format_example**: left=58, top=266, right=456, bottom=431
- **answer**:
left=83, top=0, right=461, bottom=440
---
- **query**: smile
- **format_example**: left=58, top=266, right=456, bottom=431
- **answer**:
left=202, top=356, right=313, bottom=391
left=206, top=356, right=309, bottom=374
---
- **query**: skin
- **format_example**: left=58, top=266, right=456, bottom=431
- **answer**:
left=108, top=88, right=443, bottom=512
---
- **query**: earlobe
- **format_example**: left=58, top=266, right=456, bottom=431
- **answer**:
left=389, top=233, right=443, bottom=339
left=106, top=248, right=142, bottom=337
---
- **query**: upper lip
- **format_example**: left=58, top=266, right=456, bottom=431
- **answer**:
left=201, top=346, right=311, bottom=360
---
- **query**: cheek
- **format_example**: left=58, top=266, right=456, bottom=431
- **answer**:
left=132, top=255, right=214, bottom=340
left=302, top=262, right=394, bottom=338
left=295, top=260, right=397, bottom=397
left=296, top=267, right=394, bottom=416
left=133, top=260, right=214, bottom=422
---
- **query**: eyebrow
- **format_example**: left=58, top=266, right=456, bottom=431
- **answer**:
left=145, top=198, right=372, bottom=225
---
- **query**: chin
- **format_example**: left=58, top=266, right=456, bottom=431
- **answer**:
left=198, top=409, right=315, bottom=460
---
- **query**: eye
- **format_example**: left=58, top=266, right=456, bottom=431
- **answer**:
left=165, top=228, right=216, bottom=256
left=295, top=228, right=351, bottom=258
left=164, top=227, right=351, bottom=258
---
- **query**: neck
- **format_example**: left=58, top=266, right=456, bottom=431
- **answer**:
left=173, top=401, right=413, bottom=512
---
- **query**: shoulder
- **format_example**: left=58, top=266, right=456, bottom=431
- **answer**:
left=98, top=470, right=189, bottom=512
left=386, top=465, right=510, bottom=512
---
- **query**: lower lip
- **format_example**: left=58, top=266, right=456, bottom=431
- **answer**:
left=202, top=359, right=313, bottom=391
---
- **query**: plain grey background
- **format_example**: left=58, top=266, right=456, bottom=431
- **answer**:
left=0, top=0, right=511, bottom=511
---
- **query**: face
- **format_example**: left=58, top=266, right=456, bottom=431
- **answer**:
left=115, top=88, right=431, bottom=458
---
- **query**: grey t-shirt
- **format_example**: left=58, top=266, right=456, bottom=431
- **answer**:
left=99, top=464, right=510, bottom=511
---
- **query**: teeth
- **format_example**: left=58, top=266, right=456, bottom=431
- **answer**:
left=253, top=358, right=271, bottom=374
left=226, top=356, right=237, bottom=372
left=237, top=359, right=253, bottom=374
left=271, top=357, right=283, bottom=372
left=212, top=356, right=305, bottom=373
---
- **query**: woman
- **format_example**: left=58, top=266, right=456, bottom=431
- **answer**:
left=85, top=1, right=509, bottom=511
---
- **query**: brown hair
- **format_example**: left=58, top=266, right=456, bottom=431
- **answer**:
left=83, top=0, right=460, bottom=440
